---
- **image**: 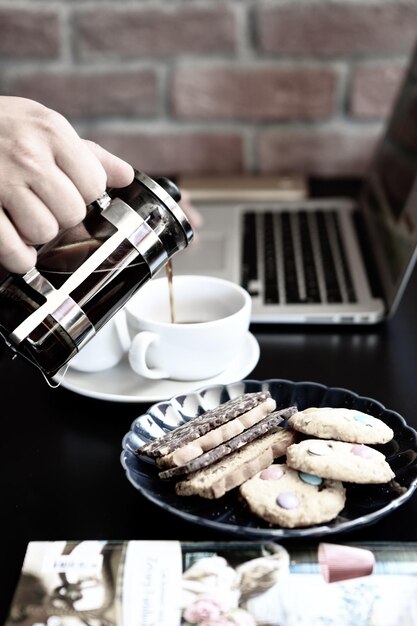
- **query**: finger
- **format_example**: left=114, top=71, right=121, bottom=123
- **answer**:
left=0, top=207, right=37, bottom=274
left=23, top=166, right=88, bottom=231
left=52, top=124, right=108, bottom=205
left=1, top=185, right=60, bottom=245
left=83, top=140, right=135, bottom=188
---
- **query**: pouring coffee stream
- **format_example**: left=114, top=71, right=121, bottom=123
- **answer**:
left=166, top=259, right=176, bottom=324
left=0, top=170, right=193, bottom=385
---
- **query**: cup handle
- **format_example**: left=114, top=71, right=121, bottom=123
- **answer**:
left=128, top=331, right=168, bottom=379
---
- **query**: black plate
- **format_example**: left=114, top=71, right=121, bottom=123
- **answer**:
left=121, top=379, right=417, bottom=538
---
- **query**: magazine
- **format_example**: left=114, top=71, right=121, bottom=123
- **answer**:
left=4, top=540, right=417, bottom=626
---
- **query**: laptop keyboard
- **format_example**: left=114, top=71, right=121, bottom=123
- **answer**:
left=241, top=209, right=357, bottom=305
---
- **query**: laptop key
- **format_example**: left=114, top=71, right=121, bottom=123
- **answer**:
left=316, top=211, right=343, bottom=303
left=281, top=212, right=300, bottom=303
left=241, top=212, right=258, bottom=293
left=298, top=211, right=321, bottom=303
left=263, top=212, right=279, bottom=303
left=329, top=211, right=357, bottom=303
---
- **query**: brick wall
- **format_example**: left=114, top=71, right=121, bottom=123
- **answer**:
left=0, top=0, right=417, bottom=179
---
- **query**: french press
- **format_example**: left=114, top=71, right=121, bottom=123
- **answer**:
left=0, top=170, right=193, bottom=382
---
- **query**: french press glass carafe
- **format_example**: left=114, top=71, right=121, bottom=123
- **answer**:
left=0, top=170, right=193, bottom=382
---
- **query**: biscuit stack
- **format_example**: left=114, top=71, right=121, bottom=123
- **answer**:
left=136, top=391, right=297, bottom=499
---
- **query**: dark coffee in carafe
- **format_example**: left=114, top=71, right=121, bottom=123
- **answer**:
left=0, top=171, right=193, bottom=381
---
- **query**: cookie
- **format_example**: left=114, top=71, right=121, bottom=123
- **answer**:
left=239, top=463, right=346, bottom=528
left=286, top=439, right=395, bottom=484
left=158, top=409, right=296, bottom=479
left=287, top=407, right=394, bottom=444
left=156, top=394, right=284, bottom=469
left=175, top=427, right=297, bottom=499
left=137, top=391, right=276, bottom=459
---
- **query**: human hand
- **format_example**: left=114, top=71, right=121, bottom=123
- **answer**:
left=0, top=96, right=134, bottom=274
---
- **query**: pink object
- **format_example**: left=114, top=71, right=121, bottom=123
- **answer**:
left=260, top=465, right=285, bottom=480
left=350, top=444, right=375, bottom=459
left=183, top=595, right=223, bottom=622
left=318, top=542, right=375, bottom=583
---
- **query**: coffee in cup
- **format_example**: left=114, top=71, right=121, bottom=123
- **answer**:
left=125, top=274, right=251, bottom=381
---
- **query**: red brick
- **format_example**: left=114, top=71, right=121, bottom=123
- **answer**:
left=6, top=70, right=158, bottom=119
left=74, top=6, right=237, bottom=59
left=257, top=3, right=417, bottom=56
left=258, top=127, right=381, bottom=177
left=172, top=66, right=337, bottom=120
left=350, top=63, right=406, bottom=118
left=0, top=8, right=60, bottom=58
left=85, top=131, right=244, bottom=175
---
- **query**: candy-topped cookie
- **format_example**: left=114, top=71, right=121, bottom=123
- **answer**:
left=286, top=439, right=395, bottom=484
left=287, top=407, right=394, bottom=444
left=239, top=463, right=346, bottom=528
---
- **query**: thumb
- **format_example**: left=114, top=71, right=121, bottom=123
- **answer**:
left=83, top=139, right=135, bottom=188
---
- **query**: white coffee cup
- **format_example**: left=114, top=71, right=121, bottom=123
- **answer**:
left=68, top=310, right=131, bottom=373
left=125, top=274, right=252, bottom=381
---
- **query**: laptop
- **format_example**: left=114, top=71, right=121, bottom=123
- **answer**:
left=173, top=47, right=417, bottom=325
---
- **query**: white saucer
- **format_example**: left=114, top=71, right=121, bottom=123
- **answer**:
left=59, top=332, right=260, bottom=403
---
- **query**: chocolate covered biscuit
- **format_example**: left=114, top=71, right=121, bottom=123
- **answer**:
left=137, top=391, right=276, bottom=459
left=156, top=394, right=279, bottom=469
left=175, top=426, right=297, bottom=499
left=158, top=408, right=296, bottom=479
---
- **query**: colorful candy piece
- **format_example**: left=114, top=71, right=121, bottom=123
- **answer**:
left=350, top=444, right=375, bottom=459
left=307, top=441, right=332, bottom=456
left=260, top=465, right=285, bottom=480
left=299, top=471, right=323, bottom=486
left=277, top=492, right=299, bottom=509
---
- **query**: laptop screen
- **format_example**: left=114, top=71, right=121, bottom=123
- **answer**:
left=361, top=41, right=417, bottom=315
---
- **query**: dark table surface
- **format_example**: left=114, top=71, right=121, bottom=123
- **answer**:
left=2, top=178, right=417, bottom=621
